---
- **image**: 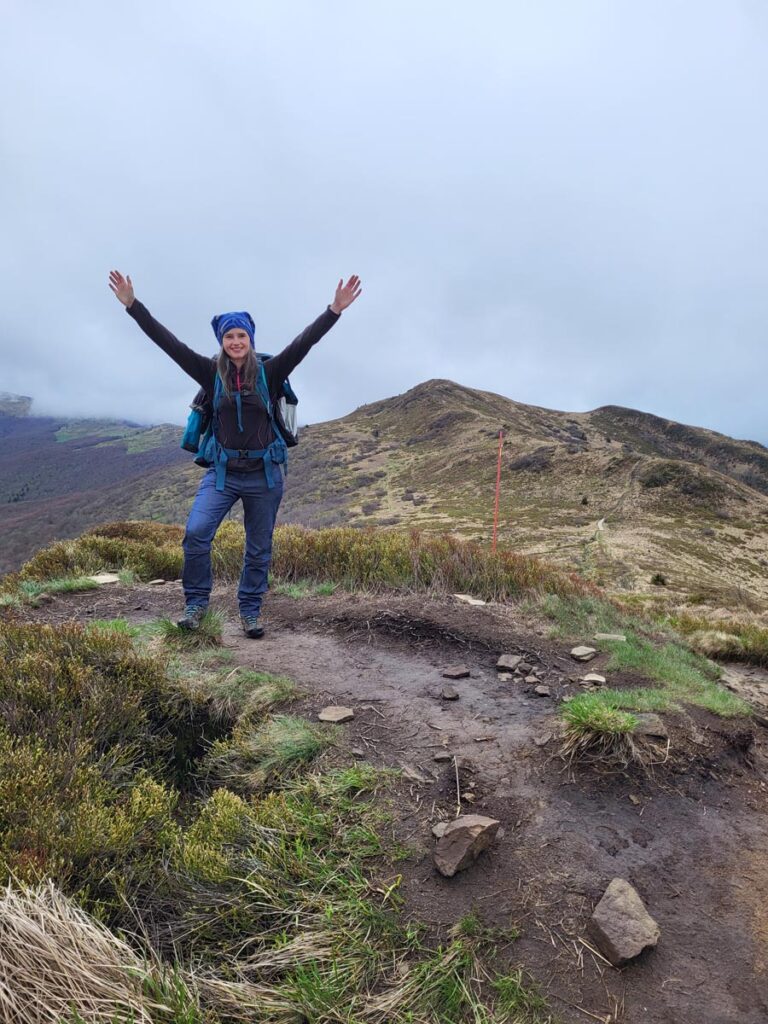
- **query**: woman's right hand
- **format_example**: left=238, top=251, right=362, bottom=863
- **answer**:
left=109, top=270, right=135, bottom=308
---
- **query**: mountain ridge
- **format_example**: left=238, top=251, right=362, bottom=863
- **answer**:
left=2, top=379, right=768, bottom=601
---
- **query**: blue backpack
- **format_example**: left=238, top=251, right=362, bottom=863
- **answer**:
left=181, top=355, right=299, bottom=492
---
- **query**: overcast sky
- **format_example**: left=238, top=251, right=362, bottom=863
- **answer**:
left=2, top=1, right=767, bottom=443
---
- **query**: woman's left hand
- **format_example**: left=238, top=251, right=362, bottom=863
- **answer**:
left=330, top=275, right=362, bottom=314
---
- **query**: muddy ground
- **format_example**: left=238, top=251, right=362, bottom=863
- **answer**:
left=21, top=581, right=768, bottom=1023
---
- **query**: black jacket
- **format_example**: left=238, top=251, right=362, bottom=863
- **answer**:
left=127, top=299, right=339, bottom=470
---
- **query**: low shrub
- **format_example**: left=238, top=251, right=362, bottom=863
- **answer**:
left=272, top=524, right=587, bottom=601
left=670, top=612, right=768, bottom=667
left=5, top=520, right=588, bottom=604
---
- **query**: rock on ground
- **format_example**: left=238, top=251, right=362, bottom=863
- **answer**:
left=442, top=665, right=470, bottom=679
left=571, top=645, right=597, bottom=662
left=589, top=878, right=660, bottom=966
left=496, top=654, right=523, bottom=672
left=433, top=814, right=500, bottom=877
left=318, top=706, right=354, bottom=723
left=441, top=685, right=460, bottom=701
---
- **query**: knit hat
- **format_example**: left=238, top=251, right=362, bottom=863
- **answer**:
left=210, top=311, right=256, bottom=347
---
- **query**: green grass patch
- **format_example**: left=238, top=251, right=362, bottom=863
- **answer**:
left=562, top=693, right=639, bottom=735
left=205, top=714, right=332, bottom=791
left=85, top=617, right=142, bottom=636
left=535, top=593, right=640, bottom=638
left=273, top=579, right=339, bottom=598
left=603, top=635, right=748, bottom=716
left=492, top=969, right=551, bottom=1020
left=156, top=610, right=224, bottom=649
left=539, top=596, right=750, bottom=721
left=560, top=693, right=651, bottom=768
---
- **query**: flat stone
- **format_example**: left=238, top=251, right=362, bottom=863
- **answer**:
left=454, top=593, right=486, bottom=606
left=533, top=732, right=552, bottom=746
left=441, top=685, right=460, bottom=701
left=433, top=751, right=453, bottom=763
left=87, top=573, right=121, bottom=585
left=351, top=747, right=366, bottom=759
left=534, top=685, right=551, bottom=697
left=496, top=654, right=523, bottom=672
left=433, top=814, right=500, bottom=877
left=432, top=821, right=449, bottom=838
left=581, top=673, right=606, bottom=685
left=519, top=662, right=535, bottom=674
left=595, top=633, right=627, bottom=642
left=148, top=578, right=166, bottom=586
left=524, top=675, right=538, bottom=684
left=571, top=645, right=597, bottom=662
left=497, top=672, right=512, bottom=681
left=589, top=879, right=660, bottom=966
left=318, top=705, right=354, bottom=724
left=442, top=665, right=470, bottom=679
left=634, top=713, right=669, bottom=739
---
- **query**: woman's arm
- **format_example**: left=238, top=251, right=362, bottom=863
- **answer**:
left=265, top=275, right=362, bottom=388
left=108, top=270, right=215, bottom=391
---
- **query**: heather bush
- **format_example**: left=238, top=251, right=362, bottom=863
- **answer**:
left=5, top=519, right=586, bottom=603
left=670, top=611, right=768, bottom=666
left=271, top=524, right=586, bottom=601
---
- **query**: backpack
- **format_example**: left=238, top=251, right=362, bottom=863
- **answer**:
left=180, top=354, right=299, bottom=492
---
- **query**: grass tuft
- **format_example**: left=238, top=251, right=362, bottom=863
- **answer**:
left=155, top=610, right=224, bottom=649
left=206, top=714, right=331, bottom=791
left=560, top=694, right=650, bottom=768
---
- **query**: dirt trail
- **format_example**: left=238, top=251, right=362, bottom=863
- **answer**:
left=24, top=582, right=768, bottom=1023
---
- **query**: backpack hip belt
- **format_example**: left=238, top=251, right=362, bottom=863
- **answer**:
left=213, top=437, right=286, bottom=492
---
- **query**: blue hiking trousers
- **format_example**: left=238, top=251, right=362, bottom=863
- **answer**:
left=182, top=466, right=283, bottom=617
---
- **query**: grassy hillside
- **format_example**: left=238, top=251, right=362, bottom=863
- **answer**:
left=280, top=380, right=768, bottom=604
left=0, top=412, right=191, bottom=572
left=3, top=381, right=768, bottom=605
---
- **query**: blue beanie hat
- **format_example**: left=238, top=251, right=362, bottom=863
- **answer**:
left=211, top=311, right=256, bottom=347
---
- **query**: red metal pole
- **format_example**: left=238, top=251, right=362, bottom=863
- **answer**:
left=492, top=429, right=504, bottom=553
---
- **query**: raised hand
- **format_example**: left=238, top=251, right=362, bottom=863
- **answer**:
left=330, top=275, right=362, bottom=314
left=108, top=270, right=135, bottom=308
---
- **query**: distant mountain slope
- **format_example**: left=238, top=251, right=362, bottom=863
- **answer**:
left=0, top=412, right=193, bottom=572
left=2, top=383, right=768, bottom=602
left=279, top=380, right=768, bottom=601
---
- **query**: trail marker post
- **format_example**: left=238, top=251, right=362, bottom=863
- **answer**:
left=492, top=429, right=504, bottom=553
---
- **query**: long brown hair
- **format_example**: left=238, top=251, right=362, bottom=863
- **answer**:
left=215, top=349, right=259, bottom=396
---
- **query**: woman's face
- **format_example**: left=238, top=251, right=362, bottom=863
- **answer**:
left=222, top=328, right=251, bottom=362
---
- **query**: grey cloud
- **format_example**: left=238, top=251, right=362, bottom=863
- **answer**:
left=2, top=0, right=767, bottom=443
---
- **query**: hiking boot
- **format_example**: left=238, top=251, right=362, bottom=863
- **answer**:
left=241, top=615, right=264, bottom=639
left=176, top=605, right=207, bottom=631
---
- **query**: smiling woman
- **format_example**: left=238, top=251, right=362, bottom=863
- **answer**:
left=108, top=270, right=362, bottom=638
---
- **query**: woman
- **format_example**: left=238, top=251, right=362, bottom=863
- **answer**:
left=108, top=270, right=362, bottom=637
